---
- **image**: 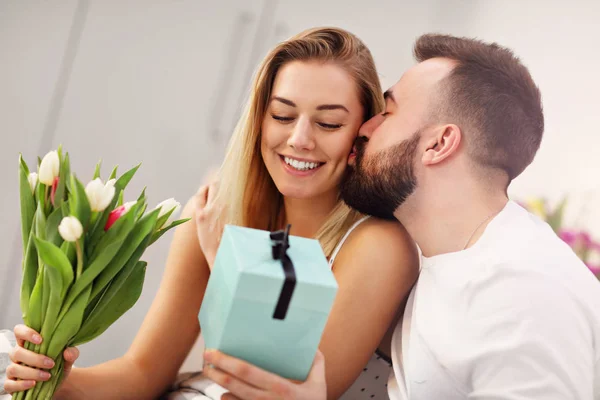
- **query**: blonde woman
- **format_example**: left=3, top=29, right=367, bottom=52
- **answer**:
left=5, top=27, right=419, bottom=399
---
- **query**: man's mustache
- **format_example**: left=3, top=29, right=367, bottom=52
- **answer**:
left=353, top=136, right=368, bottom=157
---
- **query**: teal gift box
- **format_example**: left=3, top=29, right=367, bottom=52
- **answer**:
left=198, top=224, right=338, bottom=381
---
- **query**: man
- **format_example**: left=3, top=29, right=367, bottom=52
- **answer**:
left=203, top=34, right=600, bottom=399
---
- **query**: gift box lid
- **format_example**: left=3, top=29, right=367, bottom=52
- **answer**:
left=215, top=224, right=338, bottom=301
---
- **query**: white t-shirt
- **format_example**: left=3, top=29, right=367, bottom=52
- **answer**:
left=388, top=200, right=600, bottom=400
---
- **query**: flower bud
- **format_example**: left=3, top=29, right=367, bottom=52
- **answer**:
left=38, top=150, right=60, bottom=186
left=85, top=178, right=116, bottom=212
left=28, top=172, right=38, bottom=193
left=155, top=198, right=181, bottom=228
left=58, top=216, right=83, bottom=242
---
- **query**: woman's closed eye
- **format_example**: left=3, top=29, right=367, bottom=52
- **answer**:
left=318, top=122, right=343, bottom=130
left=271, top=114, right=294, bottom=123
left=271, top=114, right=343, bottom=130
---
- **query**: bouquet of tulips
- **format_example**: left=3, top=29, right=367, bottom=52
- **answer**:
left=13, top=146, right=188, bottom=400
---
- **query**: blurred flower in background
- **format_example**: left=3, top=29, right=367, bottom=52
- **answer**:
left=521, top=197, right=600, bottom=279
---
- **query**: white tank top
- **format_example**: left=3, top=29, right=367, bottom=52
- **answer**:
left=328, top=216, right=370, bottom=267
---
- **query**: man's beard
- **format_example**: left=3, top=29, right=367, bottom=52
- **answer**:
left=341, top=132, right=421, bottom=220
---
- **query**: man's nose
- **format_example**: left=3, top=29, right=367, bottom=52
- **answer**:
left=358, top=113, right=384, bottom=139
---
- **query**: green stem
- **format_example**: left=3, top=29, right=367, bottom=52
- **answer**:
left=75, top=240, right=83, bottom=279
left=36, top=354, right=64, bottom=400
left=25, top=353, right=63, bottom=400
left=44, top=186, right=50, bottom=208
left=12, top=341, right=36, bottom=400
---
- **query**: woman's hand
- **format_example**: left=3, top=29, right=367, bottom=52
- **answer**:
left=194, top=176, right=224, bottom=270
left=203, top=349, right=327, bottom=400
left=3, top=324, right=79, bottom=394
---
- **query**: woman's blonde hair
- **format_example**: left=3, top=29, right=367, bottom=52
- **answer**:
left=215, top=27, right=384, bottom=257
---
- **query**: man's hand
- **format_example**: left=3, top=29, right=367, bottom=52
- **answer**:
left=203, top=349, right=327, bottom=400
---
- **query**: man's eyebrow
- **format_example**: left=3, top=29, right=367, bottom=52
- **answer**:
left=383, top=90, right=396, bottom=103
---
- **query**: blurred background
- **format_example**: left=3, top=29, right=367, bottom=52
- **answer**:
left=1, top=0, right=599, bottom=370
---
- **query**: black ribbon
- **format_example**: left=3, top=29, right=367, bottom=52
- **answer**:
left=269, top=224, right=296, bottom=320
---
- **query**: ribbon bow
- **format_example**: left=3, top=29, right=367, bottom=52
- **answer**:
left=270, top=224, right=296, bottom=320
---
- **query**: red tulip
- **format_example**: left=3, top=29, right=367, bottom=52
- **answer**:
left=51, top=176, right=59, bottom=206
left=104, top=201, right=136, bottom=231
left=105, top=206, right=125, bottom=231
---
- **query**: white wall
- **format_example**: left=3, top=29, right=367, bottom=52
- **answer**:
left=1, top=0, right=599, bottom=369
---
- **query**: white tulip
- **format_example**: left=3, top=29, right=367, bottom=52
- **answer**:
left=156, top=198, right=181, bottom=228
left=58, top=216, right=83, bottom=242
left=85, top=178, right=116, bottom=212
left=123, top=201, right=137, bottom=213
left=38, top=150, right=60, bottom=185
left=28, top=172, right=38, bottom=193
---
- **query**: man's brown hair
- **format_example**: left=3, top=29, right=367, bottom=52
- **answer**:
left=414, top=34, right=544, bottom=181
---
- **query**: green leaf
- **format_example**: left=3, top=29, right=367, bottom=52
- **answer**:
left=27, top=277, right=44, bottom=332
left=108, top=165, right=118, bottom=180
left=19, top=155, right=36, bottom=252
left=20, top=225, right=39, bottom=325
left=46, top=206, right=65, bottom=247
left=63, top=153, right=72, bottom=193
left=69, top=174, right=91, bottom=229
left=155, top=207, right=176, bottom=233
left=117, top=190, right=124, bottom=207
left=47, top=285, right=91, bottom=359
left=35, top=238, right=75, bottom=298
left=61, top=201, right=70, bottom=218
left=83, top=284, right=109, bottom=322
left=93, top=159, right=102, bottom=180
left=53, top=152, right=69, bottom=209
left=36, top=182, right=46, bottom=216
left=35, top=200, right=47, bottom=240
left=149, top=218, right=191, bottom=246
left=38, top=259, right=64, bottom=356
left=73, top=261, right=146, bottom=346
left=90, top=209, right=158, bottom=300
left=61, top=240, right=76, bottom=266
left=90, top=231, right=150, bottom=300
left=115, top=163, right=140, bottom=191
left=137, top=203, right=147, bottom=221
left=138, top=187, right=147, bottom=202
left=41, top=266, right=50, bottom=327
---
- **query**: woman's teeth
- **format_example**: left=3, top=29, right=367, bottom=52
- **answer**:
left=284, top=156, right=321, bottom=171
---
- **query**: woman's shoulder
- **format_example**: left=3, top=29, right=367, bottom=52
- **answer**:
left=352, top=217, right=415, bottom=247
left=333, top=217, right=419, bottom=274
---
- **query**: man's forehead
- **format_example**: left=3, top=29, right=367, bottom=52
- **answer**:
left=389, top=57, right=456, bottom=100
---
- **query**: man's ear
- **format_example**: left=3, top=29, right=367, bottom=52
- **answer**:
left=422, top=124, right=461, bottom=166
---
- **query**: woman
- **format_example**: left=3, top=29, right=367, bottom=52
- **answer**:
left=4, top=27, right=418, bottom=399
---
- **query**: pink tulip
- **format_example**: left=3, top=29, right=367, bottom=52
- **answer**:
left=585, top=262, right=600, bottom=277
left=558, top=229, right=594, bottom=251
left=558, top=229, right=579, bottom=246
left=104, top=201, right=136, bottom=231
left=105, top=206, right=126, bottom=231
left=51, top=176, right=59, bottom=206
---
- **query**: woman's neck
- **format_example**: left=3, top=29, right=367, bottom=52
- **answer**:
left=282, top=190, right=339, bottom=238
